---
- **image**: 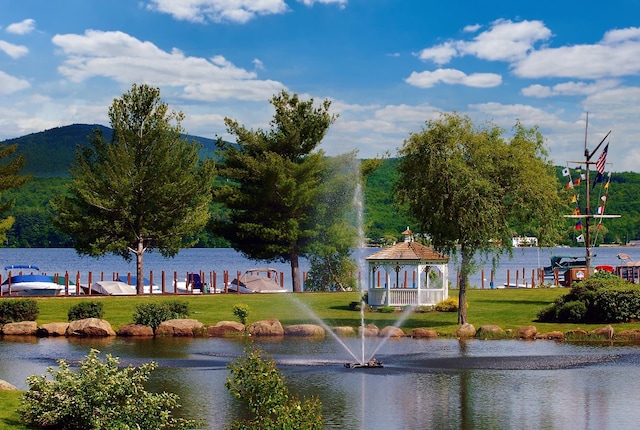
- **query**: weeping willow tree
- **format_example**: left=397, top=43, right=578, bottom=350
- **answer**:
left=395, top=112, right=565, bottom=324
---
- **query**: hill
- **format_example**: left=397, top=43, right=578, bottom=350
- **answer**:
left=1, top=124, right=219, bottom=177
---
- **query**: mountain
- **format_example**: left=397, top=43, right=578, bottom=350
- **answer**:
left=1, top=124, right=219, bottom=177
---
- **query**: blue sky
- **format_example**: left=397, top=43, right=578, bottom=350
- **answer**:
left=2, top=0, right=640, bottom=171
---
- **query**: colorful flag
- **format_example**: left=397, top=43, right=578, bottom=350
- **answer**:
left=596, top=206, right=605, bottom=215
left=601, top=195, right=607, bottom=202
left=574, top=207, right=581, bottom=215
left=576, top=234, right=584, bottom=243
left=562, top=167, right=570, bottom=176
left=566, top=180, right=574, bottom=190
left=570, top=195, right=577, bottom=203
left=592, top=172, right=603, bottom=188
left=596, top=143, right=608, bottom=174
left=575, top=221, right=582, bottom=230
left=604, top=178, right=610, bottom=190
left=574, top=177, right=581, bottom=186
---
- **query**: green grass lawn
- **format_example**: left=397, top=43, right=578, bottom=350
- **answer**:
left=25, top=287, right=640, bottom=336
left=0, top=391, right=30, bottom=430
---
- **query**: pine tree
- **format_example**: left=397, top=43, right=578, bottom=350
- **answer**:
left=0, top=143, right=30, bottom=243
left=53, top=84, right=215, bottom=294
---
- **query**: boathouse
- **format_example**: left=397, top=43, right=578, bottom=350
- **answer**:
left=366, top=228, right=449, bottom=308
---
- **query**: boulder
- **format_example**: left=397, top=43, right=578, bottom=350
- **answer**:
left=536, top=331, right=565, bottom=341
left=409, top=328, right=438, bottom=339
left=37, top=322, right=69, bottom=337
left=247, top=318, right=284, bottom=337
left=456, top=323, right=476, bottom=338
left=208, top=321, right=245, bottom=337
left=2, top=321, right=37, bottom=336
left=590, top=325, right=615, bottom=339
left=516, top=325, right=538, bottom=340
left=117, top=324, right=154, bottom=337
left=67, top=318, right=116, bottom=337
left=475, top=325, right=506, bottom=338
left=357, top=323, right=379, bottom=337
left=284, top=324, right=325, bottom=337
left=156, top=319, right=204, bottom=337
left=333, top=326, right=356, bottom=336
left=378, top=326, right=404, bottom=338
left=0, top=380, right=18, bottom=391
left=616, top=329, right=640, bottom=340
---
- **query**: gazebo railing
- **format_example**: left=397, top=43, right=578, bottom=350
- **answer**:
left=368, top=288, right=445, bottom=307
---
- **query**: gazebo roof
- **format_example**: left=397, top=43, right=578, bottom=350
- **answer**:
left=366, top=240, right=449, bottom=262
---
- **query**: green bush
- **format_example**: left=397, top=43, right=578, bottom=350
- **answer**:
left=132, top=301, right=190, bottom=331
left=67, top=301, right=104, bottom=321
left=0, top=299, right=39, bottom=324
left=232, top=303, right=249, bottom=325
left=537, top=274, right=640, bottom=323
left=377, top=306, right=396, bottom=313
left=225, top=346, right=323, bottom=429
left=17, top=349, right=201, bottom=430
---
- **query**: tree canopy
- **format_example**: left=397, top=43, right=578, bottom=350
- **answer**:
left=0, top=143, right=30, bottom=243
left=395, top=112, right=565, bottom=323
left=53, top=83, right=215, bottom=293
left=212, top=90, right=336, bottom=292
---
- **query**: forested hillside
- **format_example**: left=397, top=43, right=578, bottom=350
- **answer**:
left=1, top=125, right=639, bottom=247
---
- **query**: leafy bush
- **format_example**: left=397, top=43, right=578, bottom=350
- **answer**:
left=435, top=297, right=460, bottom=312
left=0, top=299, right=39, bottom=324
left=132, top=301, right=190, bottom=331
left=537, top=274, right=640, bottom=323
left=225, top=346, right=323, bottom=430
left=232, top=303, right=249, bottom=325
left=377, top=306, right=396, bottom=313
left=67, top=301, right=104, bottom=321
left=18, top=349, right=200, bottom=430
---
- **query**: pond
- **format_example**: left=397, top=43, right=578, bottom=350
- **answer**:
left=1, top=335, right=640, bottom=430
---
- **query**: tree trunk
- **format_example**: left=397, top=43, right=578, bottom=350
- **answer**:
left=290, top=252, right=301, bottom=292
left=457, top=245, right=472, bottom=325
left=136, top=238, right=145, bottom=295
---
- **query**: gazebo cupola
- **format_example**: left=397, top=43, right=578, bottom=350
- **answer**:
left=366, top=228, right=449, bottom=308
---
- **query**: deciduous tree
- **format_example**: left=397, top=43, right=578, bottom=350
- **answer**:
left=395, top=112, right=565, bottom=324
left=53, top=84, right=215, bottom=294
left=213, top=90, right=335, bottom=292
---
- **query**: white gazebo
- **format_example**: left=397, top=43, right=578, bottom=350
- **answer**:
left=366, top=228, right=449, bottom=308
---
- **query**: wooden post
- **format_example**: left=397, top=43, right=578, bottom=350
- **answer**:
left=481, top=269, right=485, bottom=289
left=162, top=271, right=166, bottom=295
left=224, top=270, right=228, bottom=293
left=76, top=271, right=80, bottom=295
left=213, top=271, right=217, bottom=293
left=173, top=271, right=177, bottom=294
left=531, top=269, right=535, bottom=288
left=149, top=271, right=154, bottom=295
left=65, top=271, right=69, bottom=296
left=280, top=272, right=284, bottom=289
left=88, top=272, right=93, bottom=295
left=515, top=269, right=519, bottom=288
left=490, top=269, right=495, bottom=289
left=237, top=271, right=241, bottom=293
left=506, top=269, right=510, bottom=288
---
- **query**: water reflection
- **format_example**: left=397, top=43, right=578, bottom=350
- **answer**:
left=1, top=336, right=640, bottom=429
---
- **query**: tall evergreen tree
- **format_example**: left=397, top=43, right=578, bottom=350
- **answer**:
left=0, top=143, right=30, bottom=243
left=53, top=84, right=215, bottom=294
left=395, top=112, right=565, bottom=324
left=213, top=90, right=336, bottom=292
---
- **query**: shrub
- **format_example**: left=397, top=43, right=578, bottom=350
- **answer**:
left=132, top=301, right=189, bottom=331
left=17, top=349, right=201, bottom=430
left=232, top=303, right=249, bottom=325
left=0, top=299, right=39, bottom=324
left=435, top=297, right=460, bottom=312
left=377, top=306, right=396, bottom=313
left=67, top=301, right=104, bottom=321
left=225, top=346, right=323, bottom=429
left=558, top=300, right=587, bottom=323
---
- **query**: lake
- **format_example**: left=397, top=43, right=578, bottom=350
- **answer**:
left=1, top=246, right=638, bottom=291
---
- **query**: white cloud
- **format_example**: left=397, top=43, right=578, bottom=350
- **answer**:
left=522, top=80, right=621, bottom=98
left=146, top=0, right=288, bottom=24
left=459, top=19, right=552, bottom=62
left=298, top=0, right=348, bottom=8
left=5, top=18, right=36, bottom=35
left=416, top=42, right=457, bottom=65
left=463, top=24, right=482, bottom=33
left=0, top=40, right=28, bottom=58
left=514, top=27, right=640, bottom=79
left=0, top=71, right=30, bottom=94
left=51, top=30, right=285, bottom=101
left=406, top=68, right=501, bottom=88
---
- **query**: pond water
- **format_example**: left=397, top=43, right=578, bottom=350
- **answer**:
left=2, top=335, right=640, bottom=430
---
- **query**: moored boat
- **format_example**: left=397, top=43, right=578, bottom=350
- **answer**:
left=228, top=268, right=288, bottom=293
left=1, top=264, right=64, bottom=296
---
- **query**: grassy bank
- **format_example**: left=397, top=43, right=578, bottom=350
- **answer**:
left=24, top=288, right=640, bottom=336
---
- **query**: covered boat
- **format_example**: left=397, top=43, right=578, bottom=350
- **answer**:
left=1, top=264, right=64, bottom=296
left=84, top=280, right=136, bottom=295
left=228, top=268, right=287, bottom=293
left=543, top=255, right=587, bottom=279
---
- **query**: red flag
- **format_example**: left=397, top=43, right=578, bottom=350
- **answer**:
left=596, top=143, right=608, bottom=174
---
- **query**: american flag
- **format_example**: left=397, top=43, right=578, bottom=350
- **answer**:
left=596, top=143, right=608, bottom=174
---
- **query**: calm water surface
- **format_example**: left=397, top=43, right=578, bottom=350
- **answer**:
left=1, top=336, right=640, bottom=430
